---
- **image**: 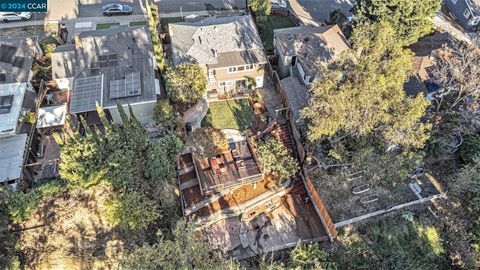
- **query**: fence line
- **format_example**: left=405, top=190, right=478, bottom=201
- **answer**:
left=334, top=193, right=446, bottom=228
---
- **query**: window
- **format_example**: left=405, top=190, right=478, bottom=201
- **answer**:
left=237, top=66, right=245, bottom=71
left=228, top=67, right=236, bottom=73
left=291, top=56, right=297, bottom=67
left=308, top=75, right=315, bottom=84
left=245, top=64, right=254, bottom=70
left=228, top=65, right=255, bottom=73
left=464, top=9, right=471, bottom=19
left=219, top=81, right=233, bottom=86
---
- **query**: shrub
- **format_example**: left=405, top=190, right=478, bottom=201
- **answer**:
left=153, top=100, right=178, bottom=128
left=459, top=134, right=480, bottom=164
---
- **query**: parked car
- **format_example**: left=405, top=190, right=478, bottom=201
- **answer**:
left=102, top=3, right=133, bottom=16
left=271, top=0, right=287, bottom=9
left=0, top=12, right=31, bottom=22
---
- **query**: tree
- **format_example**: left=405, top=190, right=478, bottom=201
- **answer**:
left=290, top=243, right=338, bottom=270
left=329, top=9, right=347, bottom=26
left=301, top=21, right=431, bottom=149
left=256, top=138, right=299, bottom=183
left=187, top=127, right=227, bottom=158
left=431, top=37, right=480, bottom=116
left=165, top=64, right=207, bottom=103
left=352, top=0, right=441, bottom=46
left=459, top=134, right=480, bottom=164
left=104, top=191, right=161, bottom=230
left=145, top=133, right=184, bottom=182
left=153, top=100, right=178, bottom=128
left=249, top=0, right=271, bottom=23
left=120, top=220, right=239, bottom=269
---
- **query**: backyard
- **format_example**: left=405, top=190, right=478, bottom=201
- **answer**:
left=202, top=99, right=256, bottom=131
left=256, top=15, right=297, bottom=52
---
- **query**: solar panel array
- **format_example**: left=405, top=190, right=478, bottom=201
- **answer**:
left=109, top=72, right=142, bottom=99
left=70, top=74, right=103, bottom=114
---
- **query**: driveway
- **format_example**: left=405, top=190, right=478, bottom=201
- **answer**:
left=155, top=0, right=245, bottom=14
left=45, top=0, right=146, bottom=21
left=287, top=0, right=354, bottom=25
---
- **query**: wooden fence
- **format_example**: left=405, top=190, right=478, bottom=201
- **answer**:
left=302, top=173, right=338, bottom=240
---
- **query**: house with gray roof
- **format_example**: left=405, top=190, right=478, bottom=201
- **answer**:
left=274, top=25, right=350, bottom=124
left=274, top=25, right=350, bottom=86
left=55, top=26, right=159, bottom=124
left=445, top=0, right=480, bottom=31
left=0, top=37, right=40, bottom=185
left=169, top=15, right=268, bottom=100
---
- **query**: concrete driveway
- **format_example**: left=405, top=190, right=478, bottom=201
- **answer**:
left=155, top=0, right=245, bottom=14
left=287, top=0, right=354, bottom=25
left=45, top=0, right=146, bottom=21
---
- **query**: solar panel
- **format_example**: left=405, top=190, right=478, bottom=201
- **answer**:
left=70, top=75, right=103, bottom=114
left=109, top=72, right=141, bottom=99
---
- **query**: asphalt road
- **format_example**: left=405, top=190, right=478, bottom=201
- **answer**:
left=45, top=0, right=146, bottom=21
left=287, top=0, right=354, bottom=24
left=154, top=0, right=246, bottom=14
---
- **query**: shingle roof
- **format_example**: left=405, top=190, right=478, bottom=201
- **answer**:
left=0, top=36, right=38, bottom=84
left=69, top=26, right=156, bottom=114
left=274, top=25, right=350, bottom=76
left=169, top=15, right=267, bottom=67
left=51, top=44, right=75, bottom=79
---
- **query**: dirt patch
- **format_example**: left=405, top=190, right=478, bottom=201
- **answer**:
left=18, top=185, right=145, bottom=269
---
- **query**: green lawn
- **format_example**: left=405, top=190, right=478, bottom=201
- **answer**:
left=96, top=22, right=120, bottom=30
left=202, top=99, right=256, bottom=131
left=257, top=15, right=297, bottom=52
left=129, top=21, right=147, bottom=27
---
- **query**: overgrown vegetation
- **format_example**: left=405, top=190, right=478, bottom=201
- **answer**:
left=249, top=0, right=271, bottom=23
left=257, top=138, right=299, bottom=183
left=165, top=63, right=207, bottom=103
left=147, top=4, right=166, bottom=72
left=153, top=99, right=179, bottom=129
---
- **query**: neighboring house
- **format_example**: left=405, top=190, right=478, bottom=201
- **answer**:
left=178, top=129, right=330, bottom=259
left=274, top=25, right=350, bottom=86
left=405, top=33, right=452, bottom=97
left=54, top=26, right=159, bottom=124
left=274, top=25, right=350, bottom=123
left=169, top=15, right=268, bottom=100
left=445, top=0, right=480, bottom=31
left=0, top=36, right=41, bottom=185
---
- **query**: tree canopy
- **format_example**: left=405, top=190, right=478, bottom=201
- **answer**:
left=249, top=0, right=271, bottom=23
left=256, top=138, right=299, bottom=183
left=301, top=21, right=431, bottom=149
left=352, top=0, right=441, bottom=46
left=55, top=104, right=184, bottom=230
left=165, top=64, right=207, bottom=103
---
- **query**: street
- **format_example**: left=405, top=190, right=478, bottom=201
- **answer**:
left=45, top=0, right=146, bottom=20
left=154, top=0, right=245, bottom=14
left=287, top=0, right=354, bottom=25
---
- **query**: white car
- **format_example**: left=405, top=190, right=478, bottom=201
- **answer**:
left=271, top=0, right=287, bottom=9
left=0, top=12, right=32, bottom=23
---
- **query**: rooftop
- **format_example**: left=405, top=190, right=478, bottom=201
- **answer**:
left=36, top=104, right=67, bottom=129
left=194, top=138, right=262, bottom=194
left=69, top=26, right=156, bottom=114
left=274, top=25, right=350, bottom=76
left=280, top=76, right=308, bottom=121
left=0, top=133, right=28, bottom=183
left=51, top=44, right=76, bottom=80
left=0, top=83, right=27, bottom=135
left=169, top=15, right=268, bottom=67
left=0, top=36, right=38, bottom=84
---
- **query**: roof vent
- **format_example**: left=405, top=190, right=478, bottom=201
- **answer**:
left=318, top=41, right=325, bottom=47
left=287, top=34, right=294, bottom=41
